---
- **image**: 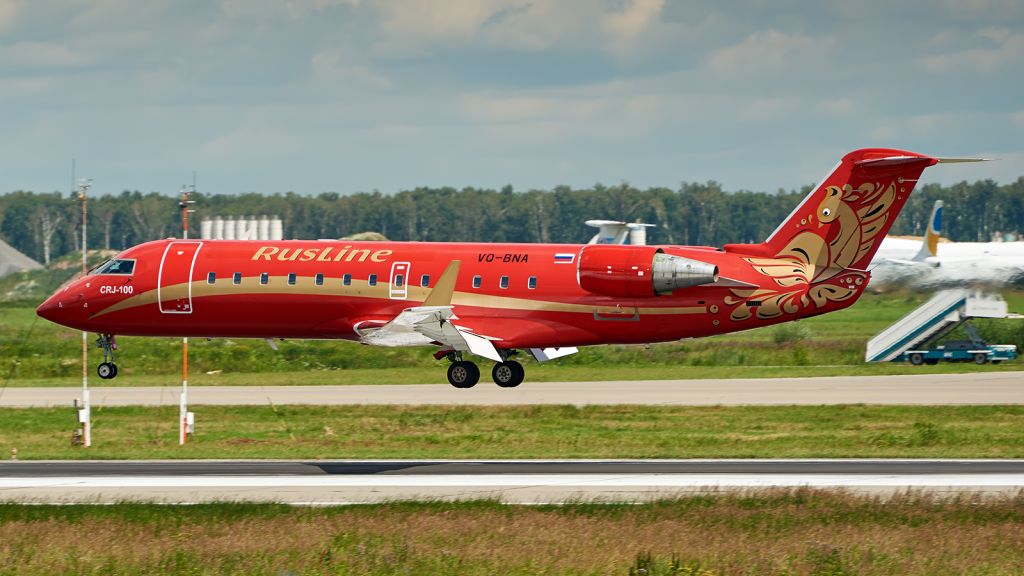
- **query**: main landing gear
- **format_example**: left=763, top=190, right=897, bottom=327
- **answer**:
left=440, top=351, right=525, bottom=389
left=95, top=333, right=118, bottom=380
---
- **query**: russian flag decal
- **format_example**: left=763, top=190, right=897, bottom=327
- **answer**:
left=554, top=253, right=575, bottom=264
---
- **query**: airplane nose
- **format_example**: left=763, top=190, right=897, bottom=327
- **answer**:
left=36, top=293, right=62, bottom=322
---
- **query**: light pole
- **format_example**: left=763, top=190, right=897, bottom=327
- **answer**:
left=77, top=179, right=92, bottom=447
left=179, top=185, right=196, bottom=445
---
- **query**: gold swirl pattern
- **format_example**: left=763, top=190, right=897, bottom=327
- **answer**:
left=727, top=179, right=895, bottom=322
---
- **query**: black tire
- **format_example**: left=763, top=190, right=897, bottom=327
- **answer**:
left=909, top=353, right=924, bottom=366
left=974, top=353, right=988, bottom=365
left=447, top=361, right=479, bottom=388
left=97, top=362, right=117, bottom=379
left=492, top=360, right=525, bottom=388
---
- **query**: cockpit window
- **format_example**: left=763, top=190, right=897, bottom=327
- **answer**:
left=92, top=259, right=135, bottom=275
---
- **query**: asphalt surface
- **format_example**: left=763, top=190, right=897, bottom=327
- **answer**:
left=3, top=460, right=1023, bottom=503
left=4, top=459, right=1024, bottom=476
left=3, top=371, right=1023, bottom=407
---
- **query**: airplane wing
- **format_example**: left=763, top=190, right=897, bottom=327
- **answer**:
left=352, top=260, right=504, bottom=362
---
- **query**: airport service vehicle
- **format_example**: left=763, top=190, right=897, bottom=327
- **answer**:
left=900, top=322, right=1018, bottom=366
left=36, top=149, right=981, bottom=388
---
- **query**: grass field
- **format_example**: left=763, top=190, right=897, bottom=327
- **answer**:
left=4, top=404, right=1024, bottom=460
left=3, top=289, right=1023, bottom=385
left=2, top=492, right=1024, bottom=575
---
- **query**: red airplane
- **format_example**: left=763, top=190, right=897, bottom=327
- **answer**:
left=36, top=148, right=974, bottom=388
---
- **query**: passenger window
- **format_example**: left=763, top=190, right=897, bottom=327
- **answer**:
left=395, top=274, right=404, bottom=287
left=287, top=273, right=297, bottom=285
left=233, top=272, right=242, bottom=285
left=315, top=273, right=324, bottom=286
left=207, top=272, right=216, bottom=284
left=473, top=275, right=482, bottom=289
left=260, top=272, right=269, bottom=285
left=343, top=274, right=351, bottom=286
left=528, top=276, right=537, bottom=289
left=421, top=274, right=430, bottom=287
left=500, top=276, right=509, bottom=289
left=368, top=274, right=377, bottom=286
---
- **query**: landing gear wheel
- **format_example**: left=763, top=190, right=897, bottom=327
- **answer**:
left=447, top=361, right=480, bottom=388
left=909, top=353, right=924, bottom=366
left=97, top=362, right=118, bottom=379
left=492, top=360, right=525, bottom=388
left=974, top=353, right=988, bottom=365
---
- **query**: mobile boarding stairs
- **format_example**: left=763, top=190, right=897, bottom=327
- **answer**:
left=865, top=289, right=1019, bottom=363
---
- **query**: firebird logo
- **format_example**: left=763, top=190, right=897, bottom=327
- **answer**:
left=726, top=180, right=897, bottom=321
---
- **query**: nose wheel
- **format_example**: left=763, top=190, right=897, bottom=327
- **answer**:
left=97, top=362, right=118, bottom=379
left=95, top=333, right=119, bottom=380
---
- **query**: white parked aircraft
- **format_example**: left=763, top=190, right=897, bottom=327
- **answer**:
left=870, top=200, right=1024, bottom=288
left=584, top=220, right=656, bottom=245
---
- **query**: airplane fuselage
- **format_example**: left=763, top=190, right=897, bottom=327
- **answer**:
left=39, top=239, right=850, bottom=347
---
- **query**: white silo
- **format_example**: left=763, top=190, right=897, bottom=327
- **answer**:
left=270, top=216, right=283, bottom=240
left=213, top=217, right=225, bottom=240
left=200, top=218, right=213, bottom=240
left=241, top=216, right=259, bottom=240
left=258, top=216, right=270, bottom=240
left=234, top=217, right=246, bottom=240
left=223, top=217, right=236, bottom=240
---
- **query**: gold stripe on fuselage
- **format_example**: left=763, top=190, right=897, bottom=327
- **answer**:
left=90, top=277, right=707, bottom=320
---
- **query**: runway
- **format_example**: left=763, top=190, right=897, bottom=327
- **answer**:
left=2, top=371, right=1023, bottom=407
left=2, top=460, right=1022, bottom=503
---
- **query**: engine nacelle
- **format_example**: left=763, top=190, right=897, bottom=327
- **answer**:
left=578, top=245, right=719, bottom=298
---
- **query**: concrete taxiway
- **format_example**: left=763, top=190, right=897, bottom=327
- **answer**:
left=2, top=372, right=1022, bottom=408
left=2, top=460, right=1022, bottom=504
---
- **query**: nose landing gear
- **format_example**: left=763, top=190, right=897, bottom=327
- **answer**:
left=95, top=333, right=118, bottom=380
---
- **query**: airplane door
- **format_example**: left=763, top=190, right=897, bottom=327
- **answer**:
left=389, top=261, right=410, bottom=300
left=158, top=241, right=203, bottom=314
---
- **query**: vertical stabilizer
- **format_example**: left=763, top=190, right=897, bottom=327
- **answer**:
left=725, top=149, right=938, bottom=282
left=913, top=200, right=943, bottom=261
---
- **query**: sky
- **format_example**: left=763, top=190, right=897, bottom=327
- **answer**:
left=2, top=0, right=1023, bottom=196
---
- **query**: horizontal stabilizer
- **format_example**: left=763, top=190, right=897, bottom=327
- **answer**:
left=854, top=155, right=937, bottom=167
left=935, top=157, right=993, bottom=164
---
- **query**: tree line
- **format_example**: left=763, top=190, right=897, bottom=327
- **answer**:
left=2, top=177, right=1022, bottom=264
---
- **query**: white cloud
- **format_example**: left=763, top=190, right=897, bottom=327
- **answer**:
left=220, top=0, right=358, bottom=19
left=707, top=30, right=833, bottom=75
left=0, top=0, right=15, bottom=35
left=0, top=41, right=89, bottom=68
left=311, top=50, right=393, bottom=90
left=923, top=28, right=1024, bottom=73
left=603, top=0, right=663, bottom=40
left=817, top=98, right=854, bottom=115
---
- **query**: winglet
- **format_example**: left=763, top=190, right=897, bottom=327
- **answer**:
left=422, top=260, right=460, bottom=307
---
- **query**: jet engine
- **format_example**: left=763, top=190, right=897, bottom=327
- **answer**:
left=577, top=245, right=719, bottom=298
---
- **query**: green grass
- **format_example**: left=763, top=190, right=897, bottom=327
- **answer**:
left=3, top=493, right=1024, bottom=575
left=4, top=404, right=1024, bottom=460
left=3, top=289, right=1022, bottom=385
left=1, top=289, right=1019, bottom=389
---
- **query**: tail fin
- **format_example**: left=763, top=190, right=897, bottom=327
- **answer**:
left=725, top=148, right=938, bottom=278
left=912, top=200, right=943, bottom=261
